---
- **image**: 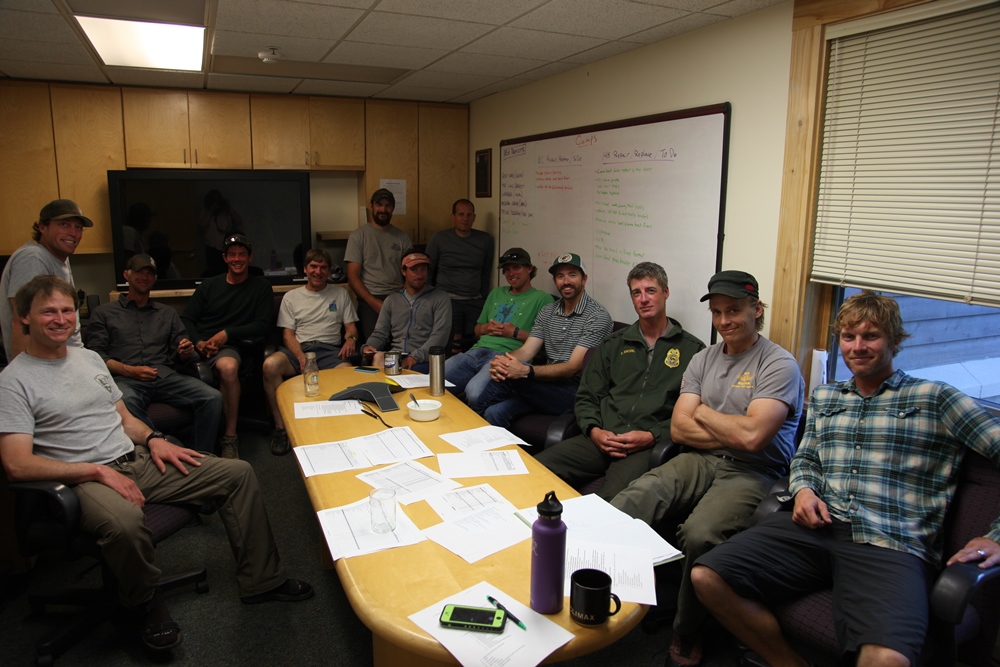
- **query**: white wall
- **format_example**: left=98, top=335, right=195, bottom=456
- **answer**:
left=469, top=1, right=793, bottom=335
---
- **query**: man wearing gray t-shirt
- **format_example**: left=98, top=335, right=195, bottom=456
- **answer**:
left=0, top=199, right=90, bottom=360
left=345, top=188, right=413, bottom=341
left=611, top=270, right=804, bottom=667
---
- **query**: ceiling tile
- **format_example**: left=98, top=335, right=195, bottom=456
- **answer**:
left=107, top=68, right=206, bottom=88
left=2, top=1, right=58, bottom=12
left=347, top=12, right=492, bottom=50
left=0, top=9, right=79, bottom=43
left=401, top=69, right=503, bottom=90
left=428, top=51, right=547, bottom=78
left=704, top=0, right=784, bottom=17
left=0, top=38, right=94, bottom=66
left=463, top=27, right=603, bottom=61
left=325, top=41, right=447, bottom=69
left=374, top=84, right=457, bottom=102
left=293, top=78, right=389, bottom=96
left=0, top=60, right=106, bottom=83
left=216, top=0, right=364, bottom=40
left=633, top=0, right=726, bottom=10
left=561, top=40, right=643, bottom=64
left=511, top=0, right=686, bottom=40
left=626, top=11, right=725, bottom=43
left=515, top=60, right=579, bottom=80
left=212, top=30, right=335, bottom=61
left=449, top=76, right=534, bottom=103
left=374, top=0, right=547, bottom=25
left=207, top=72, right=303, bottom=92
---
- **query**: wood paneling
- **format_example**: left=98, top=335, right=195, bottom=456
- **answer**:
left=188, top=91, right=252, bottom=169
left=250, top=94, right=311, bottom=169
left=122, top=88, right=191, bottom=168
left=50, top=84, right=126, bottom=254
left=309, top=97, right=365, bottom=170
left=0, top=81, right=58, bottom=255
left=364, top=100, right=419, bottom=240
left=417, top=103, right=469, bottom=245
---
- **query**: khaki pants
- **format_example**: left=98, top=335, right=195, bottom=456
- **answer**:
left=75, top=447, right=285, bottom=607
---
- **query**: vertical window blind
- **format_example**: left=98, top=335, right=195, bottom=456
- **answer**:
left=811, top=4, right=1000, bottom=307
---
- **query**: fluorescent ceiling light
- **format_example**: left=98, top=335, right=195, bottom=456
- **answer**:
left=77, top=16, right=204, bottom=70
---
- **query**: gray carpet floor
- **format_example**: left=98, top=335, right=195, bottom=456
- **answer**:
left=0, top=429, right=745, bottom=667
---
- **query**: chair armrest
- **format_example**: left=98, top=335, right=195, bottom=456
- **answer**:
left=649, top=436, right=682, bottom=469
left=930, top=561, right=1000, bottom=625
left=749, top=476, right=793, bottom=526
left=178, top=360, right=216, bottom=385
left=544, top=413, right=581, bottom=450
left=9, top=480, right=81, bottom=554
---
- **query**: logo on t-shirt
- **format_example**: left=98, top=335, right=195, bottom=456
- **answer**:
left=95, top=374, right=113, bottom=394
left=328, top=300, right=338, bottom=313
left=732, top=371, right=755, bottom=390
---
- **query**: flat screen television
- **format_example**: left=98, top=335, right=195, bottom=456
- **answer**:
left=108, top=169, right=312, bottom=290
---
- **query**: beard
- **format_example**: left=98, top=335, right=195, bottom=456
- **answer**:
left=373, top=212, right=392, bottom=226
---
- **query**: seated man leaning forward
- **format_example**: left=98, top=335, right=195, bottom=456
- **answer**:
left=692, top=291, right=1000, bottom=667
left=445, top=247, right=553, bottom=407
left=181, top=233, right=273, bottom=459
left=361, top=251, right=451, bottom=374
left=472, top=252, right=612, bottom=428
left=263, top=248, right=359, bottom=457
left=610, top=269, right=803, bottom=667
left=536, top=261, right=705, bottom=500
left=0, top=276, right=312, bottom=654
left=85, top=254, right=223, bottom=454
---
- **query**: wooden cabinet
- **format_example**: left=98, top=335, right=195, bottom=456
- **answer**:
left=50, top=84, right=126, bottom=254
left=0, top=81, right=59, bottom=256
left=363, top=100, right=419, bottom=240
left=418, top=103, right=469, bottom=244
left=123, top=88, right=251, bottom=169
left=251, top=95, right=365, bottom=170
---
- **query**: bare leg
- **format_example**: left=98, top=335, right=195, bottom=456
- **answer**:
left=857, top=645, right=908, bottom=667
left=691, top=565, right=809, bottom=667
left=214, top=356, right=241, bottom=437
left=262, top=352, right=294, bottom=430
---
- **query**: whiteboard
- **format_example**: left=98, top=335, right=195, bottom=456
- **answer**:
left=499, top=104, right=729, bottom=342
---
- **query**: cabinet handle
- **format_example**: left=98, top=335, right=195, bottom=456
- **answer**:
left=194, top=148, right=199, bottom=164
left=183, top=148, right=187, bottom=164
left=305, top=151, right=310, bottom=165
left=314, top=151, right=319, bottom=165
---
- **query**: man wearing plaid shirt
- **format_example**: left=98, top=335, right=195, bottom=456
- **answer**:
left=692, top=291, right=1000, bottom=667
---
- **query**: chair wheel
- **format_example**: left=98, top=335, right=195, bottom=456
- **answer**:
left=196, top=581, right=209, bottom=594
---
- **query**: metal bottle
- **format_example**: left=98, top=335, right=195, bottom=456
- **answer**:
left=428, top=345, right=446, bottom=396
left=530, top=490, right=566, bottom=614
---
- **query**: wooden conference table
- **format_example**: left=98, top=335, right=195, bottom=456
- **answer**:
left=277, top=366, right=646, bottom=666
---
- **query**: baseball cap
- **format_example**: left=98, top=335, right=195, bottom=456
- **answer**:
left=371, top=188, right=395, bottom=206
left=223, top=233, right=252, bottom=253
left=39, top=199, right=93, bottom=228
left=401, top=252, right=430, bottom=268
left=700, top=270, right=760, bottom=302
left=126, top=254, right=157, bottom=272
left=548, top=252, right=586, bottom=275
left=497, top=247, right=532, bottom=268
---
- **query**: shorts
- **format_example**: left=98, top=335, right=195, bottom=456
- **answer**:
left=206, top=345, right=241, bottom=368
left=279, top=342, right=344, bottom=372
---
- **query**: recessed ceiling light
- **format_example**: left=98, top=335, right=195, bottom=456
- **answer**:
left=77, top=16, right=204, bottom=71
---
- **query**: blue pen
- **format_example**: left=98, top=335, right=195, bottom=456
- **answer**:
left=487, top=595, right=527, bottom=631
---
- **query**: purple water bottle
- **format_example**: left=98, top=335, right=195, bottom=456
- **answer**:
left=530, top=490, right=566, bottom=614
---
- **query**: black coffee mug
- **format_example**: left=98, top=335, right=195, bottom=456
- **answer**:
left=569, top=568, right=621, bottom=626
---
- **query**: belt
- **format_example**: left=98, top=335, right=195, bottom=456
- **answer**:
left=714, top=453, right=741, bottom=463
left=106, top=448, right=137, bottom=466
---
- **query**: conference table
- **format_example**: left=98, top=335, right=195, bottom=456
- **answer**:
left=277, top=366, right=646, bottom=666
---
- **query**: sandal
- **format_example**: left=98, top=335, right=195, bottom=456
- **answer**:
left=241, top=578, right=314, bottom=604
left=668, top=631, right=704, bottom=667
left=141, top=620, right=182, bottom=651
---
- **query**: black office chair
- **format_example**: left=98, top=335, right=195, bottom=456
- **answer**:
left=10, top=462, right=209, bottom=666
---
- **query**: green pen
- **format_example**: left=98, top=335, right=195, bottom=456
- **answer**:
left=487, top=595, right=527, bottom=631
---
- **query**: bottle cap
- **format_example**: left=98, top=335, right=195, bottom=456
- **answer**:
left=305, top=351, right=317, bottom=358
left=536, top=490, right=562, bottom=518
left=429, top=346, right=445, bottom=355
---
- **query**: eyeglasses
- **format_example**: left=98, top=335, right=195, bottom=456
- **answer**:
left=499, top=254, right=527, bottom=265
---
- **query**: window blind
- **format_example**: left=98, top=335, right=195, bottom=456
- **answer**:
left=811, top=4, right=1000, bottom=307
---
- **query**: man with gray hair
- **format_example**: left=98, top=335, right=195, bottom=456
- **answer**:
left=536, top=262, right=705, bottom=499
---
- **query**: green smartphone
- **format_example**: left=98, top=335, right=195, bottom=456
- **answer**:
left=439, top=604, right=507, bottom=633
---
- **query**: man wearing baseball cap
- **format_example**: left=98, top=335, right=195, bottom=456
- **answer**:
left=610, top=269, right=804, bottom=667
left=1, top=199, right=92, bottom=360
left=361, top=252, right=451, bottom=372
left=345, top=188, right=413, bottom=342
left=473, top=251, right=612, bottom=428
left=445, top=247, right=554, bottom=406
left=85, top=254, right=223, bottom=454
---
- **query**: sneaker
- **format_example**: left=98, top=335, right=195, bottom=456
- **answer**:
left=270, top=428, right=290, bottom=456
left=220, top=435, right=240, bottom=459
left=668, top=631, right=704, bottom=667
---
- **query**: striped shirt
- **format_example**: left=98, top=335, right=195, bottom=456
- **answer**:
left=790, top=370, right=1000, bottom=566
left=530, top=292, right=612, bottom=366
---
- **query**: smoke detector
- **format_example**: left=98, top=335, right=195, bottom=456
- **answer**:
left=258, top=47, right=282, bottom=64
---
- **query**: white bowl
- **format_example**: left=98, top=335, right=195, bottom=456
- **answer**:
left=407, top=399, right=441, bottom=422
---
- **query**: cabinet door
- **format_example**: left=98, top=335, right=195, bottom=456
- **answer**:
left=364, top=100, right=419, bottom=239
left=309, top=97, right=365, bottom=170
left=251, top=95, right=310, bottom=169
left=0, top=82, right=59, bottom=255
left=50, top=85, right=126, bottom=254
left=418, top=103, right=469, bottom=245
left=189, top=91, right=252, bottom=169
left=122, top=88, right=191, bottom=168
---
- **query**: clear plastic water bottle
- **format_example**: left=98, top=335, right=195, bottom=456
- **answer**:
left=530, top=490, right=566, bottom=614
left=303, top=351, right=320, bottom=397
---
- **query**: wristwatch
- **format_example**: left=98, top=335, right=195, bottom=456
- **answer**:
left=145, top=430, right=165, bottom=447
left=527, top=365, right=535, bottom=380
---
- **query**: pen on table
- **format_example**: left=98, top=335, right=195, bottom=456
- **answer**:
left=487, top=595, right=526, bottom=631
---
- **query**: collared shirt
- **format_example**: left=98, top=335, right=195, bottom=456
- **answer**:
left=530, top=292, right=612, bottom=367
left=790, top=370, right=1000, bottom=566
left=85, top=295, right=188, bottom=377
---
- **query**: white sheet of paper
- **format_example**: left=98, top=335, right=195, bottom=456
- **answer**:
left=422, top=506, right=530, bottom=563
left=410, top=581, right=573, bottom=667
left=425, top=484, right=517, bottom=522
left=293, top=426, right=433, bottom=477
left=380, top=178, right=407, bottom=215
left=316, top=497, right=425, bottom=561
left=437, top=450, right=529, bottom=478
left=354, top=426, right=435, bottom=466
left=293, top=399, right=364, bottom=419
left=356, top=460, right=460, bottom=504
left=563, top=539, right=657, bottom=605
left=438, top=425, right=528, bottom=453
left=516, top=493, right=632, bottom=529
left=387, top=374, right=456, bottom=389
left=294, top=441, right=369, bottom=477
left=573, top=519, right=683, bottom=566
